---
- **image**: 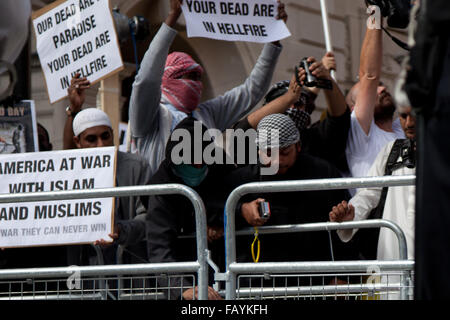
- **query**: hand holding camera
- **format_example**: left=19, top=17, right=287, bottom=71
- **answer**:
left=365, top=0, right=412, bottom=29
left=241, top=198, right=270, bottom=227
left=258, top=201, right=271, bottom=220
left=295, top=57, right=333, bottom=90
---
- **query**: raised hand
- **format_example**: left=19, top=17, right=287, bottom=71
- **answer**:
left=297, top=56, right=332, bottom=87
left=322, top=52, right=337, bottom=71
left=166, top=0, right=183, bottom=27
left=68, top=73, right=90, bottom=115
left=276, top=1, right=288, bottom=23
left=329, top=200, right=355, bottom=223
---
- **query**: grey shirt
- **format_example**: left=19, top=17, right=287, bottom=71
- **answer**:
left=129, top=23, right=282, bottom=177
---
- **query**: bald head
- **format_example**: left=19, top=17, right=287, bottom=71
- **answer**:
left=346, top=81, right=396, bottom=121
left=346, top=83, right=360, bottom=111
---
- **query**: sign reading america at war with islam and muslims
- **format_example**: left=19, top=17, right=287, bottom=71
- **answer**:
left=0, top=147, right=116, bottom=248
left=32, top=0, right=124, bottom=104
left=181, top=0, right=291, bottom=43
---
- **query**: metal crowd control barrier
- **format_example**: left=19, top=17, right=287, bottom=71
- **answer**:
left=0, top=184, right=210, bottom=300
left=224, top=175, right=416, bottom=300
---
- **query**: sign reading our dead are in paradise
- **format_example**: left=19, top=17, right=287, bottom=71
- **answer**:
left=32, top=0, right=123, bottom=104
left=0, top=147, right=116, bottom=248
left=181, top=0, right=291, bottom=43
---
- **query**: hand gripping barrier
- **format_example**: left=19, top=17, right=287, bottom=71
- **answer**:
left=0, top=184, right=210, bottom=300
left=224, top=175, right=416, bottom=300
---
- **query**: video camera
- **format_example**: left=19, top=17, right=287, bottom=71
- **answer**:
left=366, top=0, right=412, bottom=29
left=112, top=8, right=150, bottom=43
left=258, top=201, right=271, bottom=220
left=400, top=138, right=416, bottom=169
left=295, top=58, right=333, bottom=90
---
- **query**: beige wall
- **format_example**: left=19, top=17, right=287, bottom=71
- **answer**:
left=31, top=0, right=407, bottom=149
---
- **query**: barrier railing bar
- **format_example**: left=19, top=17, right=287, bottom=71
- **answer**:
left=234, top=283, right=410, bottom=297
left=224, top=175, right=416, bottom=300
left=0, top=184, right=209, bottom=300
left=0, top=262, right=200, bottom=280
left=228, top=260, right=414, bottom=274
left=234, top=219, right=408, bottom=260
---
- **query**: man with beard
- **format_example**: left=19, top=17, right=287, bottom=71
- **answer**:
left=329, top=105, right=416, bottom=299
left=231, top=54, right=350, bottom=173
left=344, top=8, right=405, bottom=178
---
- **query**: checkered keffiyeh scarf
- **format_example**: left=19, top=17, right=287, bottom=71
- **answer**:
left=256, top=113, right=300, bottom=150
left=161, top=52, right=204, bottom=113
left=263, top=81, right=316, bottom=131
left=285, top=108, right=311, bottom=131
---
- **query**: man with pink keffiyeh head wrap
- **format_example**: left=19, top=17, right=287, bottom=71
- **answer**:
left=128, top=0, right=288, bottom=180
left=161, top=51, right=204, bottom=113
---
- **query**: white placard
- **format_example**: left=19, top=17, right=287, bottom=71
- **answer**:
left=32, top=0, right=124, bottom=104
left=0, top=147, right=116, bottom=248
left=181, top=0, right=291, bottom=43
left=118, top=122, right=127, bottom=152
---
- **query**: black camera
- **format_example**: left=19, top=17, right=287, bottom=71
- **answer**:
left=295, top=58, right=333, bottom=90
left=400, top=139, right=416, bottom=169
left=366, top=0, right=412, bottom=29
left=112, top=8, right=150, bottom=43
left=258, top=201, right=271, bottom=220
left=299, top=58, right=317, bottom=87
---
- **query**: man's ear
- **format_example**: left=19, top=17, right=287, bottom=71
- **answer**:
left=73, top=136, right=81, bottom=148
left=296, top=142, right=301, bottom=153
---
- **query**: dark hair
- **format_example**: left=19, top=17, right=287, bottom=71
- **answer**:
left=37, top=123, right=53, bottom=151
left=264, top=81, right=318, bottom=114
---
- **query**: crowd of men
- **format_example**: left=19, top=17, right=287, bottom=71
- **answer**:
left=0, top=0, right=417, bottom=300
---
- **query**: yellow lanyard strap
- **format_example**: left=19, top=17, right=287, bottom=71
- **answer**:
left=251, top=227, right=261, bottom=263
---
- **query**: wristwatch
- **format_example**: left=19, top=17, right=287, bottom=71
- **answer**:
left=65, top=106, right=78, bottom=117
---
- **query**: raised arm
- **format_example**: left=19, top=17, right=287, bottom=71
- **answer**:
left=247, top=75, right=301, bottom=128
left=298, top=56, right=347, bottom=117
left=330, top=141, right=393, bottom=242
left=128, top=0, right=182, bottom=137
left=63, top=73, right=90, bottom=149
left=354, top=7, right=383, bottom=134
left=194, top=2, right=286, bottom=131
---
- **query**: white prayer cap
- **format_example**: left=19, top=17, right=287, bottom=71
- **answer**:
left=73, top=108, right=112, bottom=136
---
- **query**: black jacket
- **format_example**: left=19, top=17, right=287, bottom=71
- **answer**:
left=232, top=107, right=351, bottom=172
left=229, top=152, right=354, bottom=263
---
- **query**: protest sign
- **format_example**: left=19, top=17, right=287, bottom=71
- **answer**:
left=0, top=146, right=116, bottom=248
left=32, top=0, right=124, bottom=104
left=0, top=100, right=38, bottom=154
left=181, top=0, right=291, bottom=43
left=118, top=122, right=127, bottom=152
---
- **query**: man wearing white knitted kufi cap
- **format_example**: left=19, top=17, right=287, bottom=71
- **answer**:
left=72, top=108, right=114, bottom=148
left=67, top=107, right=152, bottom=268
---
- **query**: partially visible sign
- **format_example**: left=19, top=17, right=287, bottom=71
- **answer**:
left=32, top=0, right=124, bottom=104
left=118, top=122, right=127, bottom=152
left=181, top=0, right=291, bottom=43
left=0, top=100, right=38, bottom=154
left=0, top=146, right=116, bottom=248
